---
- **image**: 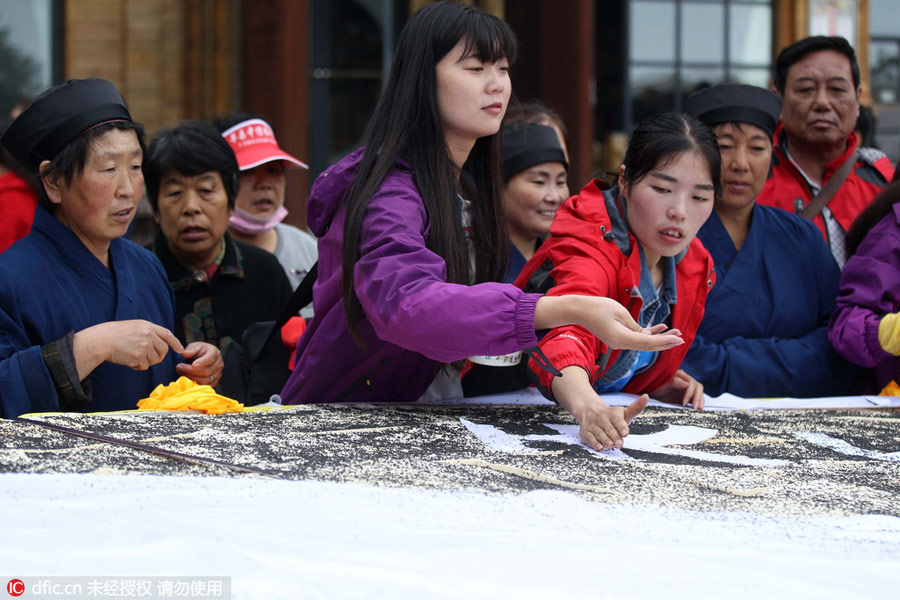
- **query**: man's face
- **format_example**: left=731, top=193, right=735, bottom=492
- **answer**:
left=780, top=49, right=860, bottom=149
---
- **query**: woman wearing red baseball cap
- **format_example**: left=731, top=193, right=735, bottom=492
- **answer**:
left=215, top=114, right=317, bottom=300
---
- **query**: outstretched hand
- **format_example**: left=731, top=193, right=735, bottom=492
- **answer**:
left=535, top=295, right=684, bottom=352
left=586, top=298, right=684, bottom=351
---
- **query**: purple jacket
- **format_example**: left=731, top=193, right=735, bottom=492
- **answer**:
left=828, top=202, right=900, bottom=393
left=280, top=149, right=542, bottom=403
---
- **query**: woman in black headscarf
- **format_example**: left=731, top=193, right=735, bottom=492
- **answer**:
left=0, top=78, right=222, bottom=418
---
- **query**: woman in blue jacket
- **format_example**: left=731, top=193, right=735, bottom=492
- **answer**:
left=0, top=79, right=222, bottom=418
left=681, top=84, right=857, bottom=397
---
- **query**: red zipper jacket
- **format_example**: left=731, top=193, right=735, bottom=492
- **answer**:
left=514, top=179, right=715, bottom=399
left=0, top=171, right=38, bottom=254
left=757, top=125, right=893, bottom=241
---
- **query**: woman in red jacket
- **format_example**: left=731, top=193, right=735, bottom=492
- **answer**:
left=516, top=113, right=720, bottom=450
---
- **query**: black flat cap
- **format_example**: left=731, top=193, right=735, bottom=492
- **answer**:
left=684, top=84, right=782, bottom=139
left=0, top=78, right=133, bottom=173
left=501, top=123, right=568, bottom=181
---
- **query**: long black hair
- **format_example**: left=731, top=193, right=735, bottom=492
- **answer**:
left=621, top=112, right=722, bottom=198
left=846, top=179, right=900, bottom=255
left=341, top=1, right=517, bottom=343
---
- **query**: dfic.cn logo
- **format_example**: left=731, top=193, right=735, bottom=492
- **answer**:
left=6, top=579, right=24, bottom=597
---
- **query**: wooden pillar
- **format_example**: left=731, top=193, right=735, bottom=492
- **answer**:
left=857, top=0, right=871, bottom=104
left=65, top=0, right=127, bottom=84
left=505, top=0, right=594, bottom=188
left=539, top=0, right=594, bottom=189
left=775, top=0, right=808, bottom=54
left=183, top=0, right=238, bottom=121
left=66, top=0, right=227, bottom=136
left=241, top=0, right=311, bottom=229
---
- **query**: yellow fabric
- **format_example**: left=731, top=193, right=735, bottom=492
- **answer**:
left=878, top=312, right=900, bottom=356
left=137, top=377, right=244, bottom=414
left=879, top=380, right=900, bottom=397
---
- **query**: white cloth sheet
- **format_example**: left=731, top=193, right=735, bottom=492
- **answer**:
left=434, top=387, right=900, bottom=410
left=1, top=472, right=899, bottom=599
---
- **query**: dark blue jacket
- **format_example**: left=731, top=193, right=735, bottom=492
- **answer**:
left=0, top=206, right=177, bottom=418
left=682, top=204, right=857, bottom=397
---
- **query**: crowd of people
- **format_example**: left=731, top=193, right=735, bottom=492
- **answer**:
left=0, top=1, right=897, bottom=451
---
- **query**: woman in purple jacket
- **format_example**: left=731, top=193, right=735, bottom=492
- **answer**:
left=829, top=179, right=900, bottom=392
left=280, top=2, right=682, bottom=436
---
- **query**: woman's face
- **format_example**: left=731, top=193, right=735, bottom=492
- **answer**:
left=48, top=128, right=143, bottom=259
left=621, top=150, right=715, bottom=266
left=713, top=122, right=772, bottom=213
left=503, top=162, right=569, bottom=241
left=236, top=161, right=286, bottom=218
left=436, top=38, right=511, bottom=164
left=155, top=169, right=232, bottom=268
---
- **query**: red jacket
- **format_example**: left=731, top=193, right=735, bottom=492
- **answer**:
left=0, top=171, right=37, bottom=254
left=758, top=125, right=894, bottom=240
left=514, top=179, right=715, bottom=398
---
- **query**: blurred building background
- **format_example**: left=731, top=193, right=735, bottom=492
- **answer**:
left=1, top=0, right=898, bottom=229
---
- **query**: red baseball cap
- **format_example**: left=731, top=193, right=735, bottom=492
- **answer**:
left=221, top=118, right=309, bottom=170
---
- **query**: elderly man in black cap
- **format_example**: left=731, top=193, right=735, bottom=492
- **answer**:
left=679, top=83, right=857, bottom=399
left=0, top=78, right=223, bottom=419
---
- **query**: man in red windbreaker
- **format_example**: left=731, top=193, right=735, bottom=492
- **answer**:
left=759, top=36, right=894, bottom=268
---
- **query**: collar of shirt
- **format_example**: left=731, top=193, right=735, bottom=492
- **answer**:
left=189, top=239, right=227, bottom=283
left=783, top=146, right=822, bottom=195
left=635, top=246, right=677, bottom=310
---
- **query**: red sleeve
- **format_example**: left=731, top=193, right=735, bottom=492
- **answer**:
left=530, top=241, right=625, bottom=394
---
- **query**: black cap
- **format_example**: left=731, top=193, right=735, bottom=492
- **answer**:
left=0, top=78, right=133, bottom=173
left=684, top=84, right=782, bottom=140
left=501, top=123, right=568, bottom=180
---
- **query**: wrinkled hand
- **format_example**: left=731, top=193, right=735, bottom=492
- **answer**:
left=576, top=393, right=648, bottom=450
left=176, top=342, right=224, bottom=388
left=651, top=369, right=704, bottom=409
left=74, top=320, right=184, bottom=380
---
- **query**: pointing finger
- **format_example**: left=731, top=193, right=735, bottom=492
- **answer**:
left=157, top=327, right=184, bottom=354
left=624, top=394, right=649, bottom=424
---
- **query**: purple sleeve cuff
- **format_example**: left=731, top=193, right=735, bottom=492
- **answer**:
left=866, top=315, right=893, bottom=364
left=515, top=293, right=542, bottom=348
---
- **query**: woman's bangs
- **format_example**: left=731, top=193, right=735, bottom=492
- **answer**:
left=460, top=13, right=517, bottom=64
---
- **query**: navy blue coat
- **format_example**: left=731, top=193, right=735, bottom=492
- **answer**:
left=0, top=207, right=177, bottom=418
left=681, top=205, right=857, bottom=397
